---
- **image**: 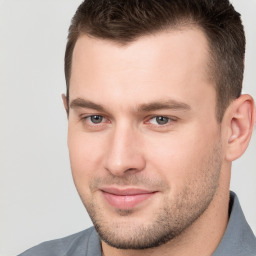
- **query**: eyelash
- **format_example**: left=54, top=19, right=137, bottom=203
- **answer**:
left=80, top=114, right=177, bottom=130
left=145, top=116, right=174, bottom=126
left=81, top=115, right=109, bottom=127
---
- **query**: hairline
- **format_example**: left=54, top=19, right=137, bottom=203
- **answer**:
left=66, top=23, right=224, bottom=122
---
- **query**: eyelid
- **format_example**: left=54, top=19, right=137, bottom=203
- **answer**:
left=146, top=115, right=177, bottom=122
left=144, top=115, right=178, bottom=128
left=78, top=112, right=178, bottom=131
left=80, top=114, right=110, bottom=125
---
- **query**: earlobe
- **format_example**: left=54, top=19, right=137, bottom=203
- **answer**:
left=225, top=94, right=255, bottom=161
left=61, top=94, right=69, bottom=115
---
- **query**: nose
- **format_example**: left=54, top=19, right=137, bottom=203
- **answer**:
left=104, top=124, right=146, bottom=177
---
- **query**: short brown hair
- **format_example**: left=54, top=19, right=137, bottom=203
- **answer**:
left=65, top=0, right=245, bottom=122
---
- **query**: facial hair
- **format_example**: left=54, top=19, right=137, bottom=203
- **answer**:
left=78, top=142, right=222, bottom=249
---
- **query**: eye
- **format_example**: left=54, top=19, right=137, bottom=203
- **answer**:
left=80, top=114, right=110, bottom=131
left=88, top=115, right=105, bottom=124
left=149, top=116, right=171, bottom=125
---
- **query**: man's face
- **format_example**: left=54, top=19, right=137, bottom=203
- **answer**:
left=67, top=28, right=223, bottom=249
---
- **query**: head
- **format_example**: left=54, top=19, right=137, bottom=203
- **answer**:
left=65, top=0, right=246, bottom=122
left=63, top=0, right=255, bottom=253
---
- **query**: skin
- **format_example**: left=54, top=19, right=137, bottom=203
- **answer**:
left=64, top=27, right=255, bottom=256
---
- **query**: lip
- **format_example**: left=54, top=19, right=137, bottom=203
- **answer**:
left=100, top=187, right=157, bottom=209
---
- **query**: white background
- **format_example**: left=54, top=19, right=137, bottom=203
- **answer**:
left=0, top=1, right=255, bottom=255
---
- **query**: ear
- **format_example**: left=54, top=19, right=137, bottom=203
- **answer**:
left=61, top=94, right=69, bottom=115
left=224, top=94, right=255, bottom=161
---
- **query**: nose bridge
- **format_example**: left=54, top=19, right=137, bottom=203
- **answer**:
left=104, top=121, right=145, bottom=176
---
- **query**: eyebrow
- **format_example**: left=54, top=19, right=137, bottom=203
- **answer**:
left=70, top=98, right=106, bottom=112
left=137, top=100, right=191, bottom=112
left=69, top=98, right=191, bottom=113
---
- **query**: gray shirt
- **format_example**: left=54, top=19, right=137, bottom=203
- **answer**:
left=18, top=192, right=256, bottom=256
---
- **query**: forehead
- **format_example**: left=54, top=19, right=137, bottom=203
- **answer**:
left=69, top=27, right=215, bottom=114
left=71, top=27, right=210, bottom=76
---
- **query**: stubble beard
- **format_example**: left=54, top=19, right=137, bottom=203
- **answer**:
left=79, top=143, right=222, bottom=250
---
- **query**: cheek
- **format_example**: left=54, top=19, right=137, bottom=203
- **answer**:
left=144, top=126, right=220, bottom=189
left=67, top=130, right=105, bottom=188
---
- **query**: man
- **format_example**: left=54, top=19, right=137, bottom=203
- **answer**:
left=19, top=0, right=256, bottom=255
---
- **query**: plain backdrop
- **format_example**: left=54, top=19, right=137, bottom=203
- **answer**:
left=0, top=1, right=255, bottom=255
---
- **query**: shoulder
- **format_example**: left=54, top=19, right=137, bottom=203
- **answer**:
left=213, top=192, right=256, bottom=256
left=18, top=227, right=101, bottom=256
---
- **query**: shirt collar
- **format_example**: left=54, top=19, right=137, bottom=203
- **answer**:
left=213, top=191, right=256, bottom=256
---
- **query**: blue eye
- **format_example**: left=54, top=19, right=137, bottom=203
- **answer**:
left=149, top=116, right=171, bottom=125
left=81, top=114, right=110, bottom=131
left=89, top=115, right=104, bottom=124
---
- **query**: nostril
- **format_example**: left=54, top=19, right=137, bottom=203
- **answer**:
left=104, top=156, right=146, bottom=177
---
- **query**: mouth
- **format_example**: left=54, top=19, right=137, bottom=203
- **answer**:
left=100, top=187, right=157, bottom=210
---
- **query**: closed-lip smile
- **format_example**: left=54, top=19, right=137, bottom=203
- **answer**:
left=100, top=187, right=157, bottom=209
